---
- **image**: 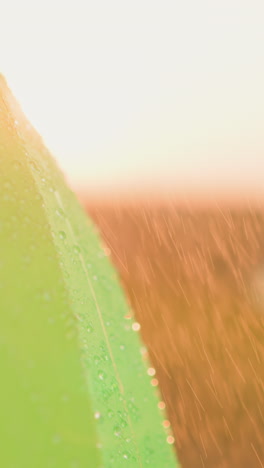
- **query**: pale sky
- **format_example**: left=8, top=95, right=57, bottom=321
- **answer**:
left=1, top=0, right=264, bottom=195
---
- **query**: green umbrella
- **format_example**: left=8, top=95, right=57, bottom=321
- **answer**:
left=0, top=75, right=179, bottom=467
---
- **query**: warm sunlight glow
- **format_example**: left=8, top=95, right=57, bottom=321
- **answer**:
left=1, top=0, right=264, bottom=195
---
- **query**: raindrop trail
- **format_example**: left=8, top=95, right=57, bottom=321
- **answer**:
left=224, top=347, right=246, bottom=384
left=186, top=379, right=205, bottom=412
left=251, top=443, right=264, bottom=468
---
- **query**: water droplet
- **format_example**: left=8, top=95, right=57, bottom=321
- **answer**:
left=158, top=401, right=166, bottom=410
left=167, top=435, right=175, bottom=444
left=110, top=379, right=118, bottom=392
left=73, top=245, right=80, bottom=254
left=59, top=231, right=66, bottom=240
left=147, top=367, right=156, bottom=376
left=87, top=323, right=94, bottom=333
left=94, top=412, right=101, bottom=419
left=120, top=418, right=128, bottom=428
left=114, top=426, right=121, bottom=437
left=124, top=313, right=132, bottom=320
left=103, top=247, right=111, bottom=256
left=29, top=160, right=40, bottom=172
left=151, top=378, right=159, bottom=387
left=120, top=345, right=125, bottom=351
left=55, top=208, right=64, bottom=217
left=102, top=387, right=112, bottom=400
left=75, top=314, right=83, bottom=322
left=123, top=454, right=128, bottom=460
left=93, top=275, right=98, bottom=281
left=94, top=356, right=100, bottom=365
left=98, top=370, right=106, bottom=380
left=132, top=322, right=141, bottom=331
left=140, top=346, right=148, bottom=358
left=127, top=400, right=139, bottom=420
left=163, top=420, right=171, bottom=428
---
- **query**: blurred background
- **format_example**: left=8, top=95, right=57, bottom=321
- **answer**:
left=1, top=0, right=264, bottom=466
left=1, top=0, right=264, bottom=198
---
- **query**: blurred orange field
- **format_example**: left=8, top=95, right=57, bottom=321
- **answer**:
left=82, top=196, right=264, bottom=468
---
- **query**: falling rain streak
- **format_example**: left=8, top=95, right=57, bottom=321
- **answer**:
left=86, top=198, right=264, bottom=467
